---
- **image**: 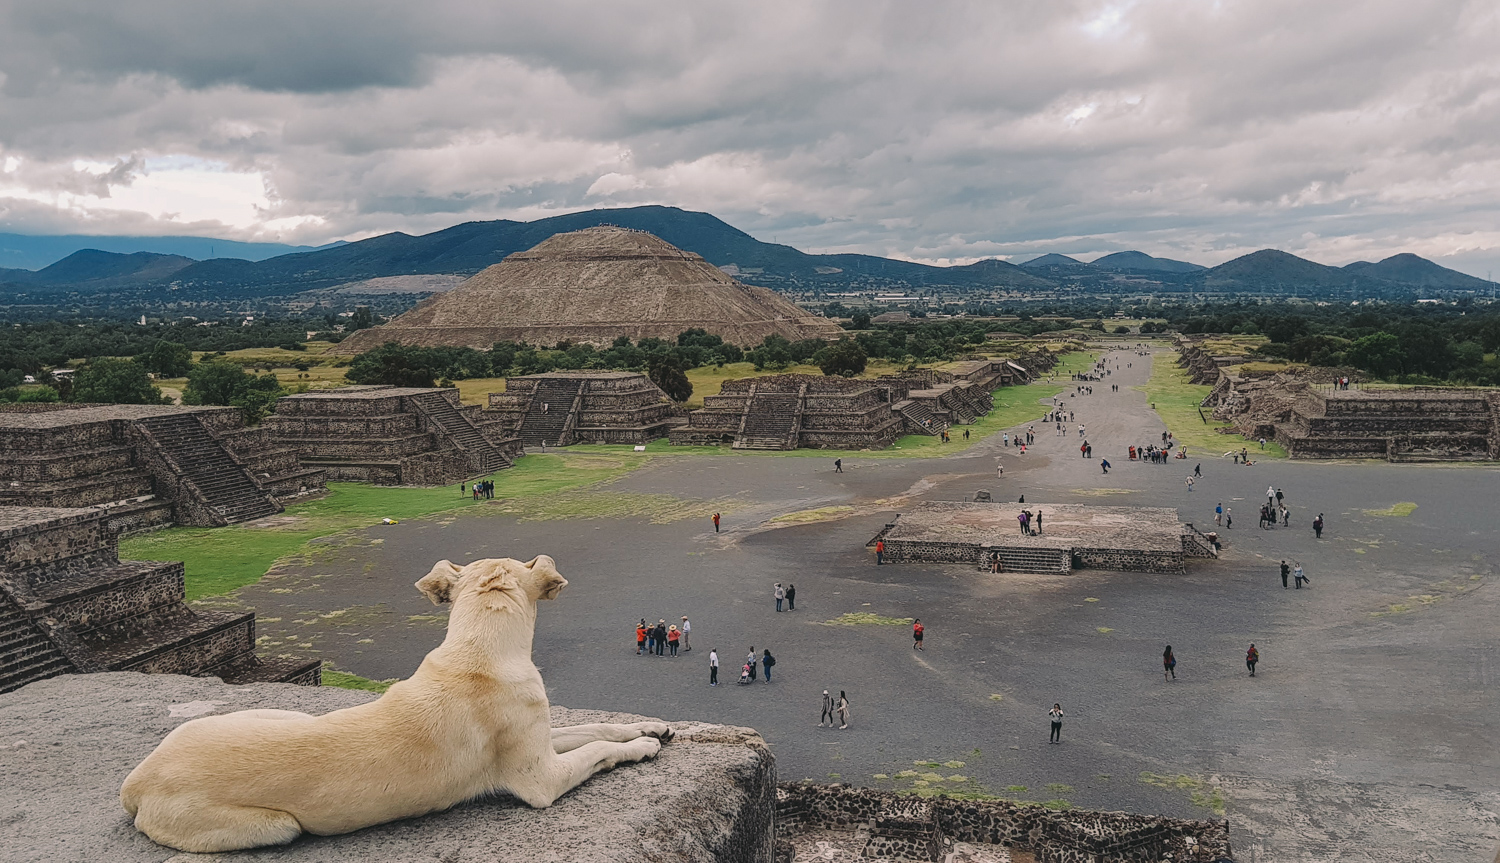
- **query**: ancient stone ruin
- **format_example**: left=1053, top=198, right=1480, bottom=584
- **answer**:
left=484, top=371, right=682, bottom=446
left=668, top=374, right=907, bottom=450
left=0, top=404, right=323, bottom=531
left=264, top=386, right=520, bottom=484
left=333, top=225, right=843, bottom=353
left=0, top=506, right=319, bottom=694
left=871, top=502, right=1218, bottom=574
left=776, top=783, right=1232, bottom=862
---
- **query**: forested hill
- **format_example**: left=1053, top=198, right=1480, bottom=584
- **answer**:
left=0, top=205, right=1492, bottom=301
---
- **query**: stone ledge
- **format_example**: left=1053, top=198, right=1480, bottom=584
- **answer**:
left=0, top=673, right=775, bottom=863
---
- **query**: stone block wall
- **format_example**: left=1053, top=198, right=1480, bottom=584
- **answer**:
left=1073, top=547, right=1185, bottom=574
left=776, top=783, right=1232, bottom=863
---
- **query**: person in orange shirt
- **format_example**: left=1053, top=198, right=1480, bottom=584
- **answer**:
left=912, top=619, right=924, bottom=650
left=875, top=539, right=885, bottom=565
left=635, top=620, right=647, bottom=655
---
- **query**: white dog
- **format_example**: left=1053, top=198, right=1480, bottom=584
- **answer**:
left=120, top=555, right=671, bottom=853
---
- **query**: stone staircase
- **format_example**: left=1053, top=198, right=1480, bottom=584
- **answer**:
left=135, top=414, right=279, bottom=525
left=733, top=388, right=803, bottom=450
left=409, top=392, right=513, bottom=473
left=518, top=378, right=585, bottom=446
left=892, top=399, right=946, bottom=435
left=0, top=507, right=319, bottom=694
left=977, top=545, right=1072, bottom=574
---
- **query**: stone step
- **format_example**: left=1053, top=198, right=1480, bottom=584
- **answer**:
left=0, top=651, right=74, bottom=695
left=205, top=652, right=324, bottom=686
left=85, top=608, right=255, bottom=675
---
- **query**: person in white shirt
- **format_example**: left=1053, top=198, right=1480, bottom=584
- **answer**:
left=708, top=649, right=719, bottom=685
left=680, top=616, right=691, bottom=651
left=1049, top=704, right=1064, bottom=743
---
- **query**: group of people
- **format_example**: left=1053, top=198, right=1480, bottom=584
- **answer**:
left=635, top=617, right=691, bottom=656
left=773, top=582, right=797, bottom=611
left=467, top=479, right=496, bottom=499
left=1015, top=509, right=1042, bottom=536
left=1278, top=559, right=1309, bottom=588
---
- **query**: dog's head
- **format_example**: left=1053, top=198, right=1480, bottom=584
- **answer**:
left=415, top=555, right=568, bottom=614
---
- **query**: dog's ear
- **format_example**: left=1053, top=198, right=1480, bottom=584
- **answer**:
left=415, top=560, right=462, bottom=605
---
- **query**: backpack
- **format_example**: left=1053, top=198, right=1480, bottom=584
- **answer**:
left=764, top=655, right=775, bottom=667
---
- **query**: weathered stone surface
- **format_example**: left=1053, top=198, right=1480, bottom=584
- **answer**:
left=0, top=673, right=776, bottom=863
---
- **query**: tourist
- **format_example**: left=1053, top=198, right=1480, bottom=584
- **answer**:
left=989, top=552, right=1002, bottom=572
left=875, top=538, right=885, bottom=565
left=1280, top=505, right=1290, bottom=527
left=1313, top=513, right=1324, bottom=539
left=1280, top=561, right=1290, bottom=589
left=1100, top=458, right=1110, bottom=474
left=1185, top=476, right=1194, bottom=493
left=654, top=620, right=668, bottom=656
left=834, top=458, right=843, bottom=473
left=1266, top=485, right=1276, bottom=506
left=1049, top=703, right=1064, bottom=744
left=1035, top=510, right=1043, bottom=534
left=709, top=649, right=719, bottom=685
left=1276, top=488, right=1285, bottom=506
left=837, top=691, right=851, bottom=729
left=667, top=624, right=680, bottom=657
left=645, top=621, right=656, bottom=655
left=1163, top=645, right=1177, bottom=681
left=712, top=511, right=721, bottom=533
left=964, top=429, right=970, bottom=441
left=786, top=584, right=796, bottom=611
left=1004, top=432, right=1009, bottom=446
left=762, top=648, right=776, bottom=683
left=636, top=619, right=647, bottom=655
left=739, top=662, right=752, bottom=685
left=774, top=582, right=785, bottom=612
left=746, top=647, right=758, bottom=681
left=912, top=619, right=925, bottom=650
left=680, top=616, right=692, bottom=651
left=1018, top=511, right=1029, bottom=536
left=1225, top=508, right=1232, bottom=529
left=997, top=462, right=1004, bottom=477
left=1294, top=562, right=1307, bottom=588
left=820, top=690, right=835, bottom=727
left=1246, top=644, right=1259, bottom=676
left=1194, top=463, right=1202, bottom=477
left=1215, top=502, right=1223, bottom=526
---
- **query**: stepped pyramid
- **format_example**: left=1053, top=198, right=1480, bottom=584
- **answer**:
left=333, top=226, right=843, bottom=352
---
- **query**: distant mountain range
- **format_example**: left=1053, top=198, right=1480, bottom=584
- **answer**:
left=0, top=206, right=1492, bottom=303
left=0, top=232, right=334, bottom=271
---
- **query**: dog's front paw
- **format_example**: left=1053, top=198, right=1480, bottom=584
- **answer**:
left=627, top=736, right=662, bottom=762
left=634, top=721, right=674, bottom=743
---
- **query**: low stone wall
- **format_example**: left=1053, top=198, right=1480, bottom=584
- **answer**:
left=776, top=783, right=1232, bottom=863
left=1073, top=547, right=1184, bottom=574
left=0, top=674, right=777, bottom=863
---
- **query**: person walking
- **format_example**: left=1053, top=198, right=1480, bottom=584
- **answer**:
left=761, top=649, right=776, bottom=683
left=1225, top=508, right=1232, bottom=529
left=1100, top=458, right=1111, bottom=474
left=1313, top=513, right=1324, bottom=539
left=1215, top=502, right=1223, bottom=526
left=820, top=690, right=835, bottom=727
left=1049, top=703, right=1064, bottom=744
left=1246, top=643, right=1260, bottom=676
left=875, top=539, right=885, bottom=565
left=1280, top=560, right=1290, bottom=589
left=1294, top=562, right=1307, bottom=588
left=834, top=458, right=843, bottom=473
left=1185, top=476, right=1195, bottom=493
left=709, top=649, right=719, bottom=685
left=1275, top=488, right=1285, bottom=507
left=912, top=619, right=925, bottom=650
left=636, top=620, right=648, bottom=655
left=1194, top=463, right=1202, bottom=478
left=1266, top=485, right=1276, bottom=506
left=680, top=616, right=691, bottom=651
left=774, top=583, right=785, bottom=612
left=1163, top=645, right=1177, bottom=681
left=667, top=625, right=680, bottom=657
left=654, top=620, right=668, bottom=656
left=712, top=512, right=721, bottom=533
left=786, top=584, right=796, bottom=611
left=746, top=647, right=757, bottom=681
left=836, top=691, right=850, bottom=729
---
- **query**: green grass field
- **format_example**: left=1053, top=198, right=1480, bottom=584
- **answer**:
left=120, top=453, right=645, bottom=599
left=1137, top=360, right=1286, bottom=458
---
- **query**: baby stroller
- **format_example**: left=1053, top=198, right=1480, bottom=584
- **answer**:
left=738, top=663, right=753, bottom=685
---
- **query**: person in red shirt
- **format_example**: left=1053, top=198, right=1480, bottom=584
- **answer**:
left=875, top=539, right=885, bottom=565
left=912, top=619, right=924, bottom=650
left=712, top=512, right=721, bottom=532
left=635, top=621, right=647, bottom=655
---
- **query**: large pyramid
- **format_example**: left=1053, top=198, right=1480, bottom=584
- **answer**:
left=334, top=226, right=843, bottom=353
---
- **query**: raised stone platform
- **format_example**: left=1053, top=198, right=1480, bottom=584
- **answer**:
left=0, top=404, right=323, bottom=529
left=670, top=374, right=906, bottom=450
left=264, top=386, right=520, bottom=485
left=1275, top=388, right=1500, bottom=461
left=875, top=502, right=1217, bottom=573
left=0, top=508, right=318, bottom=694
left=0, top=673, right=775, bottom=863
left=485, top=371, right=682, bottom=446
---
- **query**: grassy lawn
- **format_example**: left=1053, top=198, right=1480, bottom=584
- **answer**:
left=1138, top=360, right=1286, bottom=458
left=120, top=453, right=646, bottom=599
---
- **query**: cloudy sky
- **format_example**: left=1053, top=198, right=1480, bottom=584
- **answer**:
left=1, top=0, right=1498, bottom=275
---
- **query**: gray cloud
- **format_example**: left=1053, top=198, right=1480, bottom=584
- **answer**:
left=0, top=0, right=1498, bottom=277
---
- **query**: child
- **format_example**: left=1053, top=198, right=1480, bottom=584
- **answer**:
left=739, top=663, right=752, bottom=685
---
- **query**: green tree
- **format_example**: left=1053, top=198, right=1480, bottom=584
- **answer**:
left=816, top=338, right=867, bottom=377
left=138, top=340, right=194, bottom=377
left=747, top=335, right=794, bottom=371
left=350, top=307, right=376, bottom=331
left=346, top=343, right=440, bottom=387
left=647, top=356, right=693, bottom=402
left=1345, top=332, right=1403, bottom=377
left=182, top=359, right=286, bottom=423
left=70, top=359, right=167, bottom=405
left=850, top=310, right=872, bottom=330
